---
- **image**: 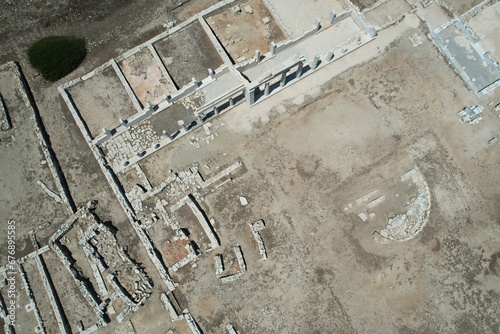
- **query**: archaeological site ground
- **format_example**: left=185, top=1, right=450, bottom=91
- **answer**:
left=0, top=0, right=499, bottom=333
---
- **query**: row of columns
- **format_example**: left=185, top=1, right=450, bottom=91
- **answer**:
left=106, top=52, right=335, bottom=140
left=246, top=59, right=306, bottom=104
left=245, top=50, right=338, bottom=105
left=126, top=93, right=240, bottom=165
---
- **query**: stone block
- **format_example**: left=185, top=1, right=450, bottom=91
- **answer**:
left=244, top=5, right=254, bottom=14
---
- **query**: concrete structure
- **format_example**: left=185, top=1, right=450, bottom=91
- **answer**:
left=160, top=293, right=182, bottom=322
left=0, top=292, right=14, bottom=334
left=183, top=309, right=203, bottom=334
left=226, top=323, right=238, bottom=334
left=234, top=244, right=246, bottom=272
left=0, top=93, right=11, bottom=131
left=170, top=231, right=199, bottom=272
left=215, top=254, right=224, bottom=277
left=377, top=167, right=431, bottom=242
left=59, top=0, right=377, bottom=174
left=429, top=19, right=500, bottom=97
left=458, top=105, right=484, bottom=124
left=3, top=0, right=498, bottom=332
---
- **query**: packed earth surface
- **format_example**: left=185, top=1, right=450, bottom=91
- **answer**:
left=1, top=0, right=499, bottom=334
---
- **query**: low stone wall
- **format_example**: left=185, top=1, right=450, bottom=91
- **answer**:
left=19, top=264, right=46, bottom=334
left=272, top=19, right=321, bottom=54
left=3, top=61, right=76, bottom=214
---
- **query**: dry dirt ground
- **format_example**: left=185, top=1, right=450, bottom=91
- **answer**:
left=119, top=48, right=171, bottom=107
left=0, top=0, right=219, bottom=216
left=351, top=0, right=379, bottom=10
left=68, top=66, right=139, bottom=138
left=110, top=18, right=499, bottom=333
left=0, top=1, right=216, bottom=333
left=466, top=1, right=500, bottom=63
left=446, top=0, right=484, bottom=15
left=352, top=0, right=482, bottom=14
left=365, top=0, right=412, bottom=27
left=155, top=21, right=224, bottom=88
left=1, top=0, right=500, bottom=333
left=0, top=65, right=67, bottom=263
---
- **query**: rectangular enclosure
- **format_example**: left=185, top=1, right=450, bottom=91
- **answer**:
left=119, top=48, right=172, bottom=107
left=154, top=22, right=224, bottom=88
left=68, top=66, right=138, bottom=138
left=207, top=0, right=286, bottom=62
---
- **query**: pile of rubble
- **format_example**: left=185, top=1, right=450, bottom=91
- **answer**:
left=250, top=220, right=268, bottom=260
left=215, top=245, right=247, bottom=283
left=189, top=121, right=224, bottom=148
left=458, top=105, right=483, bottom=124
left=377, top=167, right=431, bottom=242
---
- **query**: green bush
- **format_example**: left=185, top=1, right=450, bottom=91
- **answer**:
left=27, top=36, right=86, bottom=82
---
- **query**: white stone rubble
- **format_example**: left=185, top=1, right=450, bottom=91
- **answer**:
left=250, top=220, right=268, bottom=260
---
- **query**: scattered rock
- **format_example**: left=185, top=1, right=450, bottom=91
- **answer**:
left=244, top=5, right=254, bottom=14
left=262, top=17, right=271, bottom=25
left=239, top=196, right=248, bottom=206
left=163, top=20, right=177, bottom=29
left=358, top=212, right=368, bottom=222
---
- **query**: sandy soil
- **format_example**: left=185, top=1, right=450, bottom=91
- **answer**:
left=351, top=0, right=379, bottom=10
left=119, top=19, right=499, bottom=333
left=467, top=2, right=500, bottom=63
left=0, top=65, right=67, bottom=264
left=69, top=66, right=138, bottom=137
